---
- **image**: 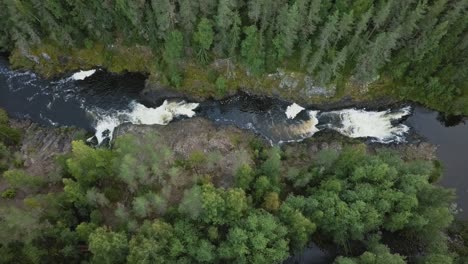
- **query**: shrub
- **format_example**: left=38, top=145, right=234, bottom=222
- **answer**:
left=1, top=188, right=17, bottom=199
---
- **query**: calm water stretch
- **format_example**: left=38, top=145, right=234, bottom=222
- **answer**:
left=1, top=57, right=467, bottom=263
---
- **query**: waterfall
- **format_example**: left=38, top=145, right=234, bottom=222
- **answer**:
left=90, top=100, right=199, bottom=144
left=319, top=107, right=411, bottom=143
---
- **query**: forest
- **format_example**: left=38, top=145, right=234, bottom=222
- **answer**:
left=0, top=0, right=467, bottom=114
left=0, top=107, right=466, bottom=263
left=1, top=0, right=468, bottom=263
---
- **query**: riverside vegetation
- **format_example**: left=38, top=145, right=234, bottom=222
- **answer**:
left=0, top=0, right=467, bottom=114
left=0, top=109, right=467, bottom=263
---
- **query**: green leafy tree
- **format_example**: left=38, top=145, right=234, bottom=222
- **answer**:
left=334, top=243, right=406, bottom=264
left=88, top=227, right=128, bottom=264
left=235, top=163, right=254, bottom=190
left=66, top=141, right=114, bottom=186
left=218, top=211, right=289, bottom=263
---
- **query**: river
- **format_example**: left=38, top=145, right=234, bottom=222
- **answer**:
left=0, top=57, right=412, bottom=145
left=1, top=57, right=467, bottom=263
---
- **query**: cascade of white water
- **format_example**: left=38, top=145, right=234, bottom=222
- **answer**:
left=324, top=106, right=411, bottom=143
left=90, top=100, right=199, bottom=144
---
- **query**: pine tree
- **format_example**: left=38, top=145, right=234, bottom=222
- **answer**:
left=215, top=0, right=238, bottom=55
left=354, top=31, right=400, bottom=84
left=241, top=25, right=265, bottom=75
left=334, top=11, right=354, bottom=47
left=198, top=0, right=217, bottom=17
left=303, top=0, right=322, bottom=37
left=193, top=18, right=214, bottom=64
left=178, top=0, right=199, bottom=42
left=151, top=0, right=176, bottom=40
left=274, top=2, right=300, bottom=60
left=227, top=13, right=242, bottom=58
left=163, top=30, right=184, bottom=86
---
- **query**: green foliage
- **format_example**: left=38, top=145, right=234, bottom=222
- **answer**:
left=1, top=188, right=16, bottom=199
left=0, top=142, right=10, bottom=173
left=88, top=227, right=129, bottom=264
left=215, top=76, right=227, bottom=96
left=3, top=169, right=44, bottom=190
left=218, top=211, right=289, bottom=263
left=0, top=109, right=21, bottom=146
left=295, top=146, right=454, bottom=247
left=193, top=18, right=214, bottom=64
left=279, top=197, right=316, bottom=250
left=66, top=141, right=114, bottom=186
left=235, top=164, right=254, bottom=190
left=241, top=26, right=265, bottom=75
left=179, top=184, right=248, bottom=225
left=0, top=207, right=45, bottom=244
left=0, top=131, right=459, bottom=263
left=335, top=243, right=406, bottom=264
left=260, top=147, right=282, bottom=180
left=163, top=30, right=184, bottom=86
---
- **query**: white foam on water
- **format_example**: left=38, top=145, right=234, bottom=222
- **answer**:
left=307, top=110, right=320, bottom=134
left=327, top=106, right=411, bottom=143
left=90, top=100, right=199, bottom=145
left=285, top=103, right=305, bottom=119
left=276, top=110, right=320, bottom=144
left=92, top=115, right=122, bottom=145
left=129, top=100, right=199, bottom=125
left=70, top=69, right=96, bottom=80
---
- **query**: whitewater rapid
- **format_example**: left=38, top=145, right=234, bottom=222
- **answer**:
left=0, top=61, right=412, bottom=146
left=318, top=106, right=411, bottom=143
left=280, top=103, right=411, bottom=144
left=90, top=100, right=199, bottom=144
left=89, top=100, right=412, bottom=145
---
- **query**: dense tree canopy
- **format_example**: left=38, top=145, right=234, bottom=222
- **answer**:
left=0, top=127, right=460, bottom=263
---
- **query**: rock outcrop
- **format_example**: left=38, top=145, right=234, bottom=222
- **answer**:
left=114, top=118, right=256, bottom=188
left=10, top=119, right=85, bottom=176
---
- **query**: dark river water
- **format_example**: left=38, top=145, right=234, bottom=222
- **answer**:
left=1, top=57, right=467, bottom=263
left=406, top=107, right=468, bottom=218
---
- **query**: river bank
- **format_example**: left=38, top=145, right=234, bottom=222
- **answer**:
left=8, top=44, right=468, bottom=116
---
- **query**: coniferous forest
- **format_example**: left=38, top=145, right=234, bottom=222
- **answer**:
left=0, top=1, right=468, bottom=264
left=0, top=0, right=467, bottom=113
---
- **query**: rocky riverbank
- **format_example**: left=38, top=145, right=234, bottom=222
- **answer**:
left=9, top=119, right=86, bottom=176
left=7, top=116, right=438, bottom=187
left=8, top=46, right=399, bottom=113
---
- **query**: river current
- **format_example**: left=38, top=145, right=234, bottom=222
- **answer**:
left=0, top=57, right=411, bottom=146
